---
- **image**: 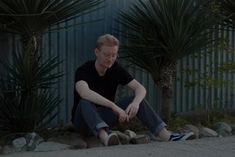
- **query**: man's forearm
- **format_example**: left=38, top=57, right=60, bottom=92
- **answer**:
left=132, top=85, right=146, bottom=105
left=81, top=89, right=116, bottom=109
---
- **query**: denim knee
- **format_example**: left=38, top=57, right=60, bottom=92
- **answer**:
left=79, top=99, right=94, bottom=108
left=137, top=98, right=167, bottom=135
left=73, top=99, right=109, bottom=137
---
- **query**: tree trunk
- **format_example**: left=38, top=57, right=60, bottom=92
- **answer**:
left=151, top=61, right=176, bottom=124
left=161, top=86, right=173, bottom=123
left=21, top=34, right=44, bottom=131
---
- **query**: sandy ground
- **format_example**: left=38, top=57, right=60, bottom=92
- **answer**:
left=4, top=136, right=235, bottom=157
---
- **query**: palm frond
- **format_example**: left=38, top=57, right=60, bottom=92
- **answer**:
left=0, top=0, right=104, bottom=35
left=0, top=0, right=102, bottom=138
left=0, top=49, right=62, bottom=91
left=0, top=43, right=62, bottom=137
left=0, top=86, right=61, bottom=135
left=118, top=0, right=219, bottom=74
left=217, top=0, right=235, bottom=26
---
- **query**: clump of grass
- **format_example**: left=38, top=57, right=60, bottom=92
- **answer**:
left=204, top=110, right=235, bottom=128
left=168, top=115, right=191, bottom=131
left=113, top=118, right=146, bottom=132
left=168, top=110, right=235, bottom=130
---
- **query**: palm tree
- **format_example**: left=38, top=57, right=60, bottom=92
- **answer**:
left=0, top=0, right=103, bottom=137
left=0, top=0, right=103, bottom=53
left=118, top=0, right=219, bottom=123
left=217, top=0, right=235, bottom=26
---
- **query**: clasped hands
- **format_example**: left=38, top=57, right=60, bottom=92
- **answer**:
left=113, top=102, right=140, bottom=123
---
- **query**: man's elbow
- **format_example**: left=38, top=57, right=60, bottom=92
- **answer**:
left=138, top=85, right=146, bottom=96
left=78, top=90, right=89, bottom=100
left=142, top=87, right=147, bottom=96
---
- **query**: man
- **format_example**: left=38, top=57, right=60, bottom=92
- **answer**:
left=72, top=34, right=193, bottom=146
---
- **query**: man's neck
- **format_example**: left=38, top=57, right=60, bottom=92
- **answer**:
left=95, top=61, right=107, bottom=76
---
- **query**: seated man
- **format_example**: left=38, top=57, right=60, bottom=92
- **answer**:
left=71, top=34, right=193, bottom=146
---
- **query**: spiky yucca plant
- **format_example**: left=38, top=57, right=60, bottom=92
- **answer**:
left=0, top=44, right=62, bottom=137
left=118, top=0, right=219, bottom=122
left=0, top=0, right=103, bottom=137
left=0, top=0, right=103, bottom=58
left=217, top=0, right=235, bottom=26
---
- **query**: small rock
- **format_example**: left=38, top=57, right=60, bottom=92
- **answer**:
left=199, top=127, right=218, bottom=137
left=213, top=122, right=232, bottom=137
left=12, top=137, right=27, bottom=148
left=230, top=124, right=235, bottom=135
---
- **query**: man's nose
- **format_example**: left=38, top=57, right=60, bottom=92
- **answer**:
left=107, top=57, right=113, bottom=61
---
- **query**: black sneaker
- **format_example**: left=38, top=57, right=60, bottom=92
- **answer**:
left=169, top=132, right=194, bottom=141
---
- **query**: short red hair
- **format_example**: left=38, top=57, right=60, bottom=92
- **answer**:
left=96, top=34, right=119, bottom=49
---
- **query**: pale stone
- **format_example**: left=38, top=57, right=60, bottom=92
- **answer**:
left=213, top=122, right=232, bottom=137
left=12, top=137, right=27, bottom=148
left=231, top=124, right=235, bottom=135
left=199, top=127, right=218, bottom=137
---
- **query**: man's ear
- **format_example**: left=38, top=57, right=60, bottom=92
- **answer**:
left=95, top=48, right=99, bottom=56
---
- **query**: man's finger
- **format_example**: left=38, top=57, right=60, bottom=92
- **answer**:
left=126, top=115, right=129, bottom=122
left=130, top=109, right=137, bottom=119
left=125, top=106, right=130, bottom=114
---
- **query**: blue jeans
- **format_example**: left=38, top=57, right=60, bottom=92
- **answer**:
left=72, top=96, right=166, bottom=137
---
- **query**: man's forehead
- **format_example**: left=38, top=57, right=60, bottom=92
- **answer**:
left=99, top=45, right=118, bottom=51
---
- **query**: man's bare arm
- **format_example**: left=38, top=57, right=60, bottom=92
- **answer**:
left=75, top=80, right=129, bottom=122
left=127, top=79, right=146, bottom=104
left=125, top=79, right=146, bottom=118
left=76, top=80, right=115, bottom=108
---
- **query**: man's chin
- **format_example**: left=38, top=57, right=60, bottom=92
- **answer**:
left=104, top=64, right=113, bottom=68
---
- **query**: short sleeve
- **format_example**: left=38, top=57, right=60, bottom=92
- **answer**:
left=116, top=63, right=134, bottom=85
left=75, top=66, right=90, bottom=83
left=72, top=61, right=94, bottom=123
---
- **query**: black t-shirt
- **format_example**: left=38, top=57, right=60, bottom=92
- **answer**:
left=71, top=60, right=133, bottom=122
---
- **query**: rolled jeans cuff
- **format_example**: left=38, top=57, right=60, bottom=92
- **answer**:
left=94, top=122, right=109, bottom=137
left=153, top=122, right=167, bottom=136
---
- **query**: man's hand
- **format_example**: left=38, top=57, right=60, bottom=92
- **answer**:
left=125, top=102, right=140, bottom=119
left=112, top=105, right=129, bottom=123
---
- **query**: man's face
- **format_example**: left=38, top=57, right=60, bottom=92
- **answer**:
left=95, top=45, right=118, bottom=68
